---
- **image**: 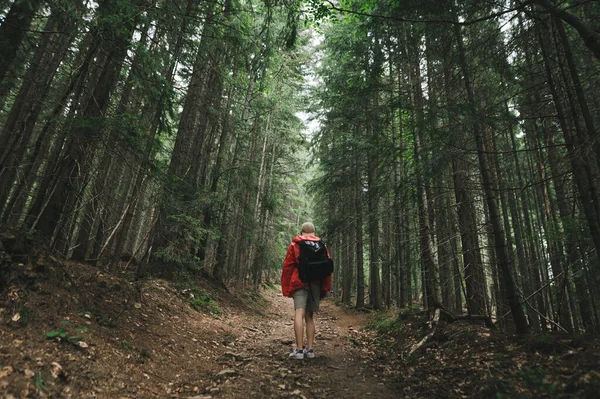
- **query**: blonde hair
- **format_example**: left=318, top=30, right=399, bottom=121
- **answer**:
left=301, top=222, right=315, bottom=234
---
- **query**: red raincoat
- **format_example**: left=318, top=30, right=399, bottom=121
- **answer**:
left=281, top=235, right=332, bottom=298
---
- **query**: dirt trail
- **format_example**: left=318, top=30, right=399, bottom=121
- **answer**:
left=219, top=290, right=397, bottom=399
left=1, top=265, right=398, bottom=399
left=5, top=262, right=600, bottom=399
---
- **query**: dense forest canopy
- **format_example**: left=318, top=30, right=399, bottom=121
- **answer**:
left=1, top=0, right=600, bottom=335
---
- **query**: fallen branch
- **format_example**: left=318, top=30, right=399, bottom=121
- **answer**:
left=439, top=308, right=495, bottom=329
left=453, top=315, right=496, bottom=329
left=407, top=308, right=440, bottom=357
left=496, top=249, right=593, bottom=325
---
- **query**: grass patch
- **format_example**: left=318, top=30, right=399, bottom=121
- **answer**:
left=241, top=290, right=268, bottom=309
left=365, top=311, right=404, bottom=350
left=261, top=281, right=277, bottom=290
left=517, top=367, right=558, bottom=394
left=365, top=312, right=403, bottom=336
left=120, top=340, right=133, bottom=350
left=34, top=372, right=47, bottom=393
left=177, top=280, right=222, bottom=315
left=18, top=305, right=34, bottom=323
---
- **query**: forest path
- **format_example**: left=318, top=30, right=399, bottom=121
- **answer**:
left=217, top=290, right=398, bottom=399
left=1, top=265, right=400, bottom=399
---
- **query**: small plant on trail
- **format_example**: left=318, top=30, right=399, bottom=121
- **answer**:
left=46, top=328, right=85, bottom=347
left=261, top=281, right=276, bottom=290
left=138, top=348, right=151, bottom=363
left=120, top=340, right=133, bottom=350
left=18, top=305, right=34, bottom=323
left=34, top=372, right=46, bottom=393
left=46, top=320, right=90, bottom=348
left=98, top=315, right=117, bottom=327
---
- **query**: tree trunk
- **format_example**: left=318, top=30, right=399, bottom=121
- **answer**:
left=538, top=24, right=597, bottom=331
left=454, top=22, right=529, bottom=333
left=355, top=152, right=365, bottom=309
left=533, top=0, right=600, bottom=62
left=0, top=0, right=44, bottom=99
left=36, top=0, right=141, bottom=252
left=0, top=1, right=83, bottom=215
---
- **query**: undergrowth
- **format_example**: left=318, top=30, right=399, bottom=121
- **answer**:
left=176, top=280, right=222, bottom=315
left=365, top=311, right=404, bottom=349
left=241, top=290, right=268, bottom=309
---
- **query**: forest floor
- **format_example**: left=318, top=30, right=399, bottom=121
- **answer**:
left=1, top=255, right=600, bottom=398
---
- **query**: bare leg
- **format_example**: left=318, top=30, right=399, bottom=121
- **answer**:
left=294, top=308, right=305, bottom=349
left=305, top=311, right=315, bottom=349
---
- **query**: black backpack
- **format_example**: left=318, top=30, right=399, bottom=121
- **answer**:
left=297, top=239, right=334, bottom=283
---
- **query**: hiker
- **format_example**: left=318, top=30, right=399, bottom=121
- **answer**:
left=281, top=222, right=333, bottom=359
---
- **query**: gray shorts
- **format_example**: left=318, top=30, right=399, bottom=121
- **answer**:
left=293, top=283, right=321, bottom=313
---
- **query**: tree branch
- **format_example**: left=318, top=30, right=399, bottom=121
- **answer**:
left=531, top=0, right=600, bottom=61
left=320, top=0, right=531, bottom=26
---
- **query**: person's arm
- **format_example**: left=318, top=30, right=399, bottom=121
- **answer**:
left=281, top=243, right=297, bottom=297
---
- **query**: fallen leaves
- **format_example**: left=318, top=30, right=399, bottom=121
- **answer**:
left=0, top=366, right=14, bottom=378
left=50, top=362, right=63, bottom=379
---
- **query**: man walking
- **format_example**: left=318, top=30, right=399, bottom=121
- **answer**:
left=281, top=222, right=332, bottom=359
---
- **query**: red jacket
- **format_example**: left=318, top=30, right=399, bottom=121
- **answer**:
left=281, top=235, right=332, bottom=298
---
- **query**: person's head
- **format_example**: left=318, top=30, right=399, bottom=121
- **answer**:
left=300, top=222, right=315, bottom=236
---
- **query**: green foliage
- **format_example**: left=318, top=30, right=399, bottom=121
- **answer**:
left=34, top=372, right=46, bottom=393
left=153, top=213, right=213, bottom=269
left=365, top=312, right=404, bottom=350
left=46, top=323, right=87, bottom=347
left=18, top=305, right=33, bottom=323
left=139, top=348, right=151, bottom=359
left=366, top=312, right=404, bottom=336
left=261, top=281, right=277, bottom=290
left=490, top=367, right=560, bottom=397
left=98, top=316, right=117, bottom=327
left=517, top=367, right=557, bottom=393
left=178, top=281, right=222, bottom=315
left=45, top=329, right=67, bottom=339
left=190, top=295, right=222, bottom=315
left=120, top=340, right=133, bottom=350
left=304, top=0, right=334, bottom=24
left=241, top=290, right=268, bottom=309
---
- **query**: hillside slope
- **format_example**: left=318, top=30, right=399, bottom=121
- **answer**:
left=0, top=257, right=396, bottom=398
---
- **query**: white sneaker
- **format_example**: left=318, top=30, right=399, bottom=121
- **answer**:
left=289, top=348, right=304, bottom=359
left=304, top=348, right=315, bottom=358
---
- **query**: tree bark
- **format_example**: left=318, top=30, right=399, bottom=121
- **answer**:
left=0, top=0, right=44, bottom=97
left=454, top=22, right=529, bottom=333
left=532, top=0, right=600, bottom=62
left=355, top=149, right=365, bottom=309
